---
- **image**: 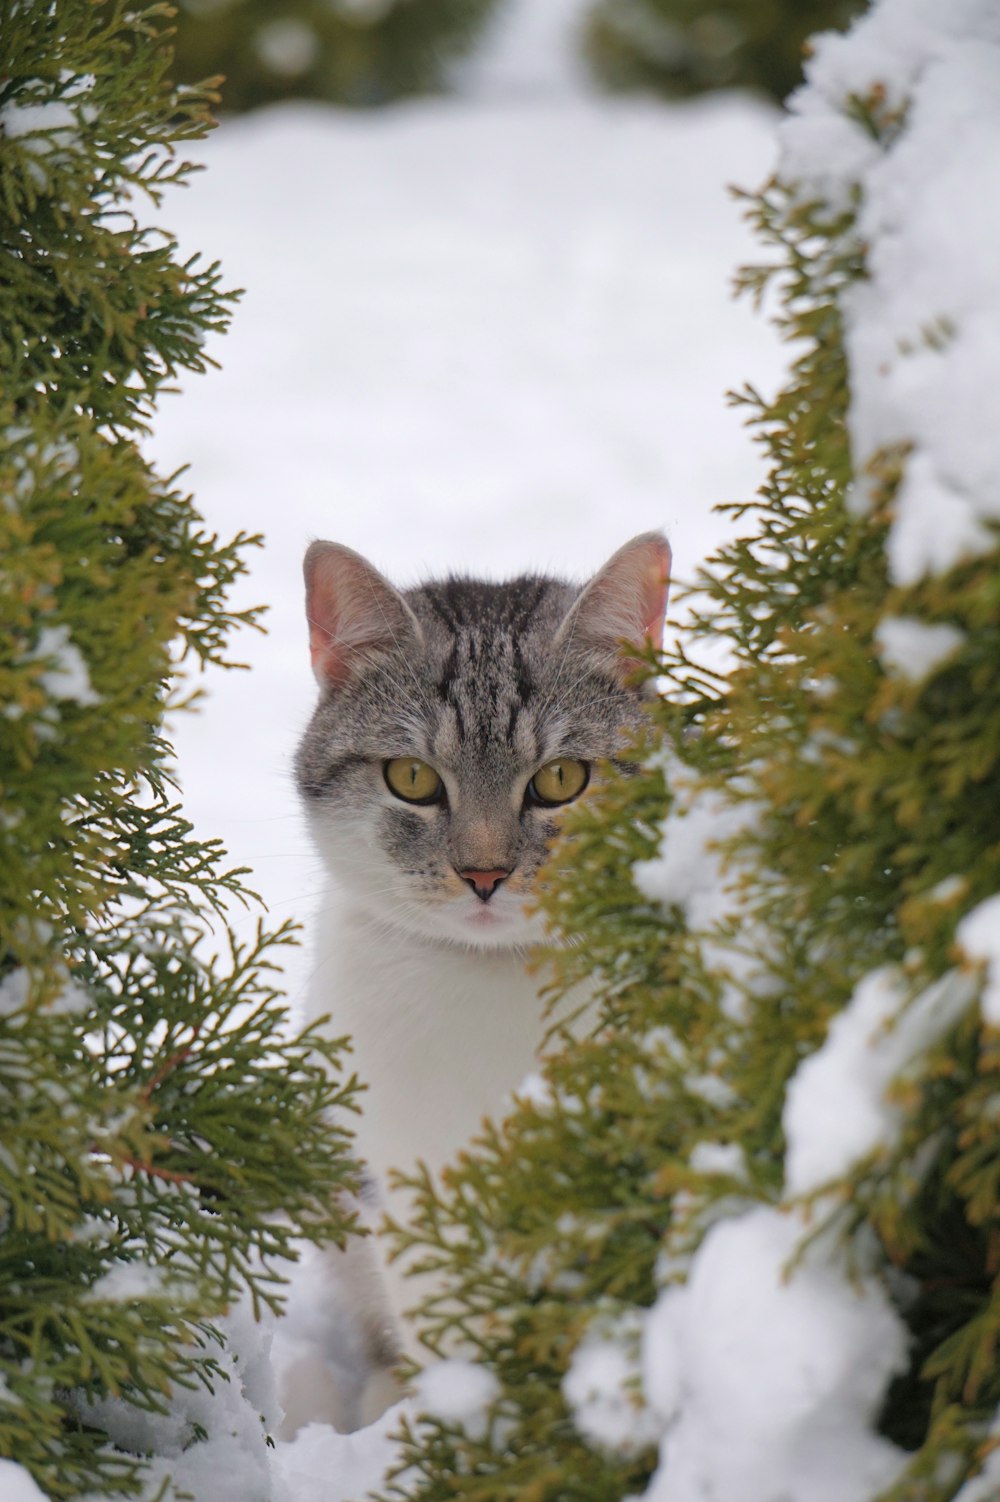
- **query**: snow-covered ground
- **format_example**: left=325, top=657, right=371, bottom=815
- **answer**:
left=153, top=11, right=782, bottom=1009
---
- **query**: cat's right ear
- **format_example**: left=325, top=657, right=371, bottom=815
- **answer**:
left=303, top=541, right=421, bottom=690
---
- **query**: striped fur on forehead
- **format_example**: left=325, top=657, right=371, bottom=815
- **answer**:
left=408, top=573, right=579, bottom=758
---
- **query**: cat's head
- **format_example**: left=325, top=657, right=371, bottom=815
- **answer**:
left=295, top=533, right=670, bottom=951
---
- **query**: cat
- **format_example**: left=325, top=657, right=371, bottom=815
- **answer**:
left=282, top=531, right=670, bottom=1433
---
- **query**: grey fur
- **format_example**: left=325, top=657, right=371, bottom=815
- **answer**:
left=296, top=541, right=664, bottom=951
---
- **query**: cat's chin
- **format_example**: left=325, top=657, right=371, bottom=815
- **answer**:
left=442, top=905, right=538, bottom=952
left=371, top=897, right=543, bottom=953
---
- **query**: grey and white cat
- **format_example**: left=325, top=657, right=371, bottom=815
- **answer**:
left=285, top=531, right=669, bottom=1430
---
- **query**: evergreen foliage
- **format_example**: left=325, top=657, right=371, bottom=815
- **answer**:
left=0, top=3, right=359, bottom=1496
left=169, top=0, right=500, bottom=113
left=378, top=16, right=1000, bottom=1502
left=583, top=0, right=865, bottom=104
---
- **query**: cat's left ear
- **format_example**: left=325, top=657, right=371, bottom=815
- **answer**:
left=555, top=531, right=671, bottom=684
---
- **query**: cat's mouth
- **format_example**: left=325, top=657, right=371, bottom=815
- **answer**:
left=465, top=904, right=505, bottom=929
left=416, top=886, right=543, bottom=951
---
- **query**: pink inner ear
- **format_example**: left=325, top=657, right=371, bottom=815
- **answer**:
left=643, top=545, right=671, bottom=654
left=554, top=531, right=671, bottom=672
left=307, top=569, right=349, bottom=685
left=304, top=540, right=418, bottom=689
left=602, top=532, right=671, bottom=654
left=305, top=543, right=354, bottom=685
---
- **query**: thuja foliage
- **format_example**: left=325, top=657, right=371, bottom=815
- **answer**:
left=583, top=0, right=865, bottom=103
left=170, top=0, right=500, bottom=113
left=378, top=64, right=1000, bottom=1502
left=0, top=3, right=358, bottom=1496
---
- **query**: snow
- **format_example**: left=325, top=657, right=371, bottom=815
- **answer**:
left=633, top=771, right=766, bottom=1024
left=632, top=774, right=758, bottom=934
left=26, top=624, right=100, bottom=707
left=883, top=453, right=995, bottom=586
left=642, top=1206, right=908, bottom=1502
left=512, top=1071, right=556, bottom=1110
left=0, top=1460, right=49, bottom=1502
left=0, top=96, right=81, bottom=190
left=83, top=1261, right=167, bottom=1303
left=271, top=1404, right=406, bottom=1502
left=414, top=1359, right=500, bottom=1441
left=687, top=1140, right=745, bottom=1180
left=775, top=113, right=880, bottom=217
left=780, top=0, right=1000, bottom=584
left=78, top=1299, right=410, bottom=1502
left=562, top=1310, right=660, bottom=1457
left=0, top=99, right=77, bottom=142
left=77, top=1305, right=280, bottom=1498
left=957, top=895, right=1000, bottom=1027
left=0, top=968, right=30, bottom=1017
left=0, top=965, right=90, bottom=1017
left=950, top=1414, right=1000, bottom=1501
left=456, top=0, right=592, bottom=100
left=681, top=1069, right=736, bottom=1109
left=874, top=615, right=964, bottom=681
left=784, top=966, right=974, bottom=1198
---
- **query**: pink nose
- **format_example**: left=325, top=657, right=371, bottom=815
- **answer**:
left=459, top=868, right=511, bottom=902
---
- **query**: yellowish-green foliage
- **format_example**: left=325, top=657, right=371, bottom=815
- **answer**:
left=170, top=0, right=500, bottom=112
left=0, top=3, right=359, bottom=1495
left=583, top=0, right=865, bottom=103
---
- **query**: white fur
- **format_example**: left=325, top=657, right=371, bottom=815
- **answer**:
left=307, top=886, right=547, bottom=1330
left=278, top=869, right=556, bottom=1436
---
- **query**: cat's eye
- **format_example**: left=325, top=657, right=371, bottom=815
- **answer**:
left=384, top=758, right=444, bottom=805
left=527, top=759, right=589, bottom=808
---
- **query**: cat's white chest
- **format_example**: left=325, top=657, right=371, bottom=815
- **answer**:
left=307, top=894, right=546, bottom=1204
left=275, top=893, right=551, bottom=1426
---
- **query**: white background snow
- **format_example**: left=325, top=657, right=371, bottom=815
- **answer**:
left=153, top=0, right=783, bottom=1012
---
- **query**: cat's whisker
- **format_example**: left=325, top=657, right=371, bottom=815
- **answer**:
left=268, top=888, right=334, bottom=910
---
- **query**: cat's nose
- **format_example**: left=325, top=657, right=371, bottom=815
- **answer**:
left=458, top=868, right=511, bottom=902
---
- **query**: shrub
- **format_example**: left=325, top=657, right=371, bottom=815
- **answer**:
left=170, top=0, right=501, bottom=112
left=583, top=0, right=865, bottom=104
left=0, top=3, right=358, bottom=1495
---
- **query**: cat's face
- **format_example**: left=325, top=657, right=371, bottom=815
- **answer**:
left=295, top=534, right=670, bottom=951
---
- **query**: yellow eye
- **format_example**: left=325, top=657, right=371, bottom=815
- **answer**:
left=384, top=758, right=444, bottom=805
left=527, top=759, right=589, bottom=807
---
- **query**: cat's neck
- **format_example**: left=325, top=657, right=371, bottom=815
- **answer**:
left=306, top=888, right=547, bottom=1198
